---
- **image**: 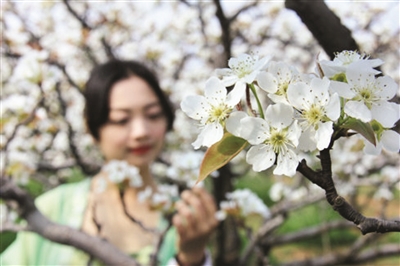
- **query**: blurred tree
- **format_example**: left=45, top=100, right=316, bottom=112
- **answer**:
left=1, top=0, right=399, bottom=265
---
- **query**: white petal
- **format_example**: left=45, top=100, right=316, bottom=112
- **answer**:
left=346, top=70, right=374, bottom=90
left=371, top=102, right=400, bottom=128
left=214, top=68, right=237, bottom=87
left=192, top=123, right=223, bottom=149
left=363, top=138, right=382, bottom=155
left=344, top=101, right=371, bottom=122
left=273, top=149, right=298, bottom=177
left=256, top=72, right=278, bottom=93
left=348, top=59, right=383, bottom=75
left=287, top=120, right=301, bottom=147
left=297, top=127, right=317, bottom=152
left=246, top=144, right=275, bottom=172
left=329, top=81, right=355, bottom=99
left=287, top=82, right=312, bottom=110
left=265, top=103, right=294, bottom=129
left=375, top=76, right=397, bottom=100
left=204, top=77, right=228, bottom=105
left=226, top=81, right=246, bottom=106
left=243, top=71, right=258, bottom=84
left=267, top=93, right=289, bottom=105
left=226, top=111, right=247, bottom=137
left=254, top=55, right=271, bottom=71
left=325, top=93, right=340, bottom=121
left=180, top=95, right=209, bottom=120
left=381, top=130, right=400, bottom=153
left=315, top=122, right=333, bottom=150
left=310, top=77, right=330, bottom=104
left=240, top=117, right=269, bottom=145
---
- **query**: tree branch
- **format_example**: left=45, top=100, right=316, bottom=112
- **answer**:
left=297, top=151, right=400, bottom=234
left=285, top=0, right=358, bottom=59
left=0, top=177, right=139, bottom=265
left=213, top=0, right=232, bottom=63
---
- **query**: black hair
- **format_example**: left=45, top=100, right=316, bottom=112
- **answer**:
left=84, top=60, right=175, bottom=140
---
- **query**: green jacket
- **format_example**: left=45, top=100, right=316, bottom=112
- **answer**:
left=0, top=179, right=177, bottom=266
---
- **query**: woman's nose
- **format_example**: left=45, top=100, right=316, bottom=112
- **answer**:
left=129, top=117, right=149, bottom=139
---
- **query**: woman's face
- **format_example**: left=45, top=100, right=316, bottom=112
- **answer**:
left=98, top=76, right=168, bottom=170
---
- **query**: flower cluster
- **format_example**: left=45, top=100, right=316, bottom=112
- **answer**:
left=215, top=188, right=270, bottom=222
left=137, top=184, right=179, bottom=214
left=99, top=160, right=143, bottom=192
left=181, top=51, right=400, bottom=177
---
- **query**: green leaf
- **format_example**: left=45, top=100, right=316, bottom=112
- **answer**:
left=197, top=132, right=248, bottom=183
left=341, top=118, right=376, bottom=146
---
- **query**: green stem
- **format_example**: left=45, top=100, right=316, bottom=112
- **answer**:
left=249, top=83, right=264, bottom=119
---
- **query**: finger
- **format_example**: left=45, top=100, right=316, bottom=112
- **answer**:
left=192, top=187, right=217, bottom=217
left=174, top=200, right=197, bottom=231
left=181, top=190, right=207, bottom=219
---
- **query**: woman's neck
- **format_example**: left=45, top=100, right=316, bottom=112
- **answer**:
left=138, top=165, right=157, bottom=191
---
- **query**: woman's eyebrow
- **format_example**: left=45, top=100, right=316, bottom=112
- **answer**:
left=109, top=102, right=161, bottom=112
left=144, top=102, right=162, bottom=110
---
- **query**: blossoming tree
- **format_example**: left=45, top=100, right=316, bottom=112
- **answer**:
left=1, top=1, right=399, bottom=265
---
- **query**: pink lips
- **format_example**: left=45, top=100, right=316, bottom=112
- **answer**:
left=130, top=145, right=152, bottom=155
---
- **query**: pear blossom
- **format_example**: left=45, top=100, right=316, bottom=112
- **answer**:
left=180, top=77, right=238, bottom=149
left=138, top=184, right=179, bottom=214
left=102, top=160, right=143, bottom=188
left=228, top=103, right=301, bottom=176
left=287, top=77, right=340, bottom=150
left=363, top=129, right=400, bottom=155
left=215, top=188, right=270, bottom=221
left=256, top=61, right=303, bottom=104
left=330, top=71, right=397, bottom=126
left=12, top=50, right=49, bottom=84
left=214, top=53, right=270, bottom=103
left=165, top=151, right=204, bottom=186
left=362, top=106, right=400, bottom=155
left=318, top=50, right=383, bottom=80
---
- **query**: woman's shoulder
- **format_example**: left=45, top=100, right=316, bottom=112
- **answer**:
left=37, top=178, right=91, bottom=202
left=36, top=178, right=92, bottom=226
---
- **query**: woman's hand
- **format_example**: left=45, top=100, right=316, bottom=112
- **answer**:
left=172, top=186, right=219, bottom=265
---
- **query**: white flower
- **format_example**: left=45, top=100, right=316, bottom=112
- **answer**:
left=319, top=50, right=383, bottom=79
left=287, top=77, right=340, bottom=150
left=228, top=103, right=301, bottom=176
left=256, top=61, right=303, bottom=104
left=153, top=184, right=179, bottom=213
left=216, top=188, right=270, bottom=221
left=102, top=160, right=143, bottom=187
left=330, top=71, right=397, bottom=126
left=165, top=151, right=204, bottom=186
left=12, top=50, right=49, bottom=84
left=362, top=108, right=400, bottom=155
left=214, top=53, right=270, bottom=103
left=180, top=77, right=238, bottom=149
left=137, top=187, right=153, bottom=202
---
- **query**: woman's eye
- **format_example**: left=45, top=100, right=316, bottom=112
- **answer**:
left=109, top=118, right=129, bottom=125
left=147, top=112, right=164, bottom=120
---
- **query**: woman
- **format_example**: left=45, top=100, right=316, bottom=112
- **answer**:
left=1, top=60, right=218, bottom=265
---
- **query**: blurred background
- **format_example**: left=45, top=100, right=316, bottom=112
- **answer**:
left=1, top=1, right=399, bottom=265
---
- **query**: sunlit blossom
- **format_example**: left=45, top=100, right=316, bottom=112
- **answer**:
left=180, top=77, right=238, bottom=149
left=287, top=77, right=340, bottom=150
left=330, top=71, right=397, bottom=126
left=214, top=53, right=270, bottom=103
left=256, top=61, right=303, bottom=104
left=362, top=108, right=400, bottom=155
left=102, top=160, right=143, bottom=188
left=138, top=184, right=179, bottom=214
left=228, top=103, right=301, bottom=176
left=215, top=188, right=270, bottom=221
left=318, top=50, right=383, bottom=80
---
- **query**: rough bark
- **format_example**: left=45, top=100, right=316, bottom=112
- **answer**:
left=285, top=0, right=359, bottom=59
